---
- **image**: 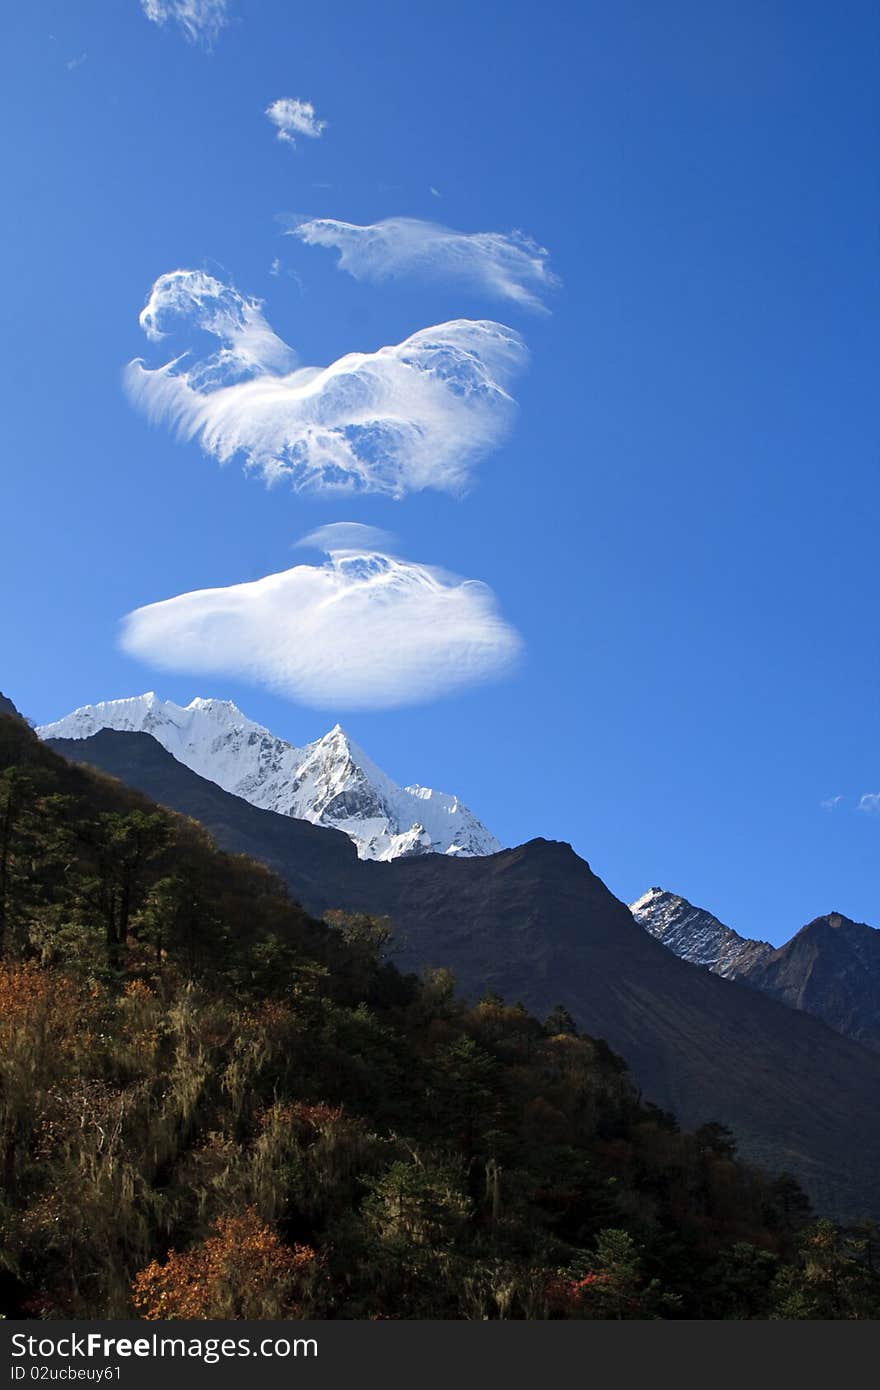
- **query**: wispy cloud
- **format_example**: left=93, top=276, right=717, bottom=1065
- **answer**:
left=120, top=528, right=522, bottom=710
left=858, top=793, right=880, bottom=815
left=297, top=521, right=396, bottom=553
left=266, top=98, right=326, bottom=147
left=821, top=794, right=844, bottom=811
left=125, top=268, right=526, bottom=498
left=136, top=269, right=297, bottom=375
left=286, top=216, right=559, bottom=311
left=66, top=53, right=87, bottom=72
left=141, top=1, right=229, bottom=46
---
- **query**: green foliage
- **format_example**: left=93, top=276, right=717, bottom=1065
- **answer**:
left=769, top=1220, right=880, bottom=1319
left=706, top=1242, right=780, bottom=1319
left=549, top=1228, right=678, bottom=1319
left=0, top=714, right=876, bottom=1320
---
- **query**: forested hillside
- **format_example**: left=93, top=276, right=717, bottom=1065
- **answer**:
left=50, top=726, right=880, bottom=1224
left=2, top=713, right=878, bottom=1319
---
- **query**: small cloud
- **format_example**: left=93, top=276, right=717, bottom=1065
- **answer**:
left=269, top=257, right=281, bottom=277
left=430, top=186, right=442, bottom=198
left=140, top=0, right=229, bottom=47
left=125, top=268, right=526, bottom=499
left=287, top=215, right=559, bottom=312
left=858, top=793, right=880, bottom=815
left=266, top=97, right=326, bottom=147
left=297, top=522, right=397, bottom=554
left=66, top=52, right=87, bottom=71
left=821, top=794, right=844, bottom=811
left=120, top=532, right=522, bottom=711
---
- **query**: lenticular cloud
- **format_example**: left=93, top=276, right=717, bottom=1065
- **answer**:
left=288, top=216, right=559, bottom=311
left=125, top=269, right=526, bottom=497
left=120, top=530, right=522, bottom=710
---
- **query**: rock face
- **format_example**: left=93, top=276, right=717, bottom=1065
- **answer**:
left=46, top=727, right=880, bottom=1223
left=632, top=889, right=880, bottom=1053
left=743, top=914, right=880, bottom=1054
left=0, top=693, right=22, bottom=719
left=37, top=693, right=499, bottom=863
left=630, top=888, right=774, bottom=978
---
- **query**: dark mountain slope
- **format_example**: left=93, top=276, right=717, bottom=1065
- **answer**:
left=632, top=889, right=880, bottom=1053
left=743, top=913, right=880, bottom=1053
left=0, top=692, right=21, bottom=718
left=49, top=728, right=880, bottom=1222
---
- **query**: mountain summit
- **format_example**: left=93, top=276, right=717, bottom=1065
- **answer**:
left=630, top=887, right=773, bottom=977
left=37, top=693, right=500, bottom=862
left=632, top=888, right=880, bottom=1052
left=741, top=912, right=880, bottom=1053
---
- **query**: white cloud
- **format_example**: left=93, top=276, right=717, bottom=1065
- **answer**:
left=120, top=530, right=522, bottom=710
left=297, top=521, right=397, bottom=553
left=136, top=269, right=297, bottom=377
left=266, top=98, right=326, bottom=147
left=821, top=794, right=844, bottom=811
left=858, top=793, right=880, bottom=814
left=287, top=216, right=559, bottom=311
left=141, top=0, right=228, bottom=46
left=125, top=268, right=526, bottom=498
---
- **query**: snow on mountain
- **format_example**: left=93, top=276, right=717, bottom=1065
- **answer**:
left=630, top=887, right=773, bottom=978
left=37, top=693, right=501, bottom=863
left=632, top=890, right=880, bottom=1051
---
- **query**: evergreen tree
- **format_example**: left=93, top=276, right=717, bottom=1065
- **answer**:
left=543, top=1004, right=579, bottom=1036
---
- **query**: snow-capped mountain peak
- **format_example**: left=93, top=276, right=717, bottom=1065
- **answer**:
left=630, top=887, right=772, bottom=977
left=37, top=693, right=501, bottom=863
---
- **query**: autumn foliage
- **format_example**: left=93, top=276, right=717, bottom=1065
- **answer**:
left=131, top=1210, right=316, bottom=1319
left=1, top=712, right=878, bottom=1320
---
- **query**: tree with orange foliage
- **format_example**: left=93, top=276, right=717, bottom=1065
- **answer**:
left=130, top=1209, right=316, bottom=1319
left=0, top=962, right=95, bottom=1190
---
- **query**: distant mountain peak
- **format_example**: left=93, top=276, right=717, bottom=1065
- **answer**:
left=819, top=911, right=861, bottom=933
left=632, top=889, right=880, bottom=1053
left=37, top=692, right=500, bottom=863
left=630, top=887, right=773, bottom=978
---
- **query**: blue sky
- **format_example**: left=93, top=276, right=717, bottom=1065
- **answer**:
left=2, top=0, right=877, bottom=942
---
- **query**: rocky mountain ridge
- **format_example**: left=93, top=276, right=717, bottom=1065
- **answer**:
left=38, top=693, right=499, bottom=863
